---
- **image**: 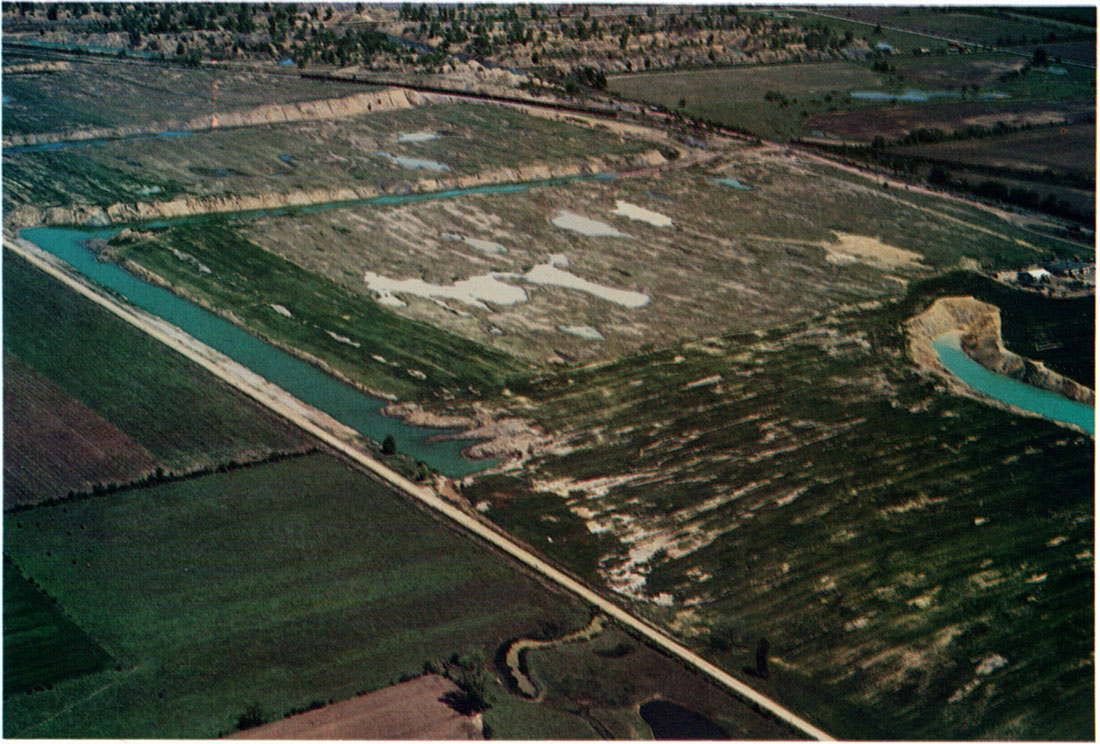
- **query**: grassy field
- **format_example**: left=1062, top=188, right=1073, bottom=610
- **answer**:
left=523, top=625, right=796, bottom=739
left=786, top=11, right=943, bottom=54
left=609, top=50, right=1094, bottom=142
left=610, top=62, right=886, bottom=141
left=1, top=51, right=357, bottom=135
left=840, top=7, right=1090, bottom=47
left=807, top=99, right=1095, bottom=142
left=464, top=271, right=1094, bottom=740
left=114, top=222, right=525, bottom=400
left=3, top=453, right=592, bottom=738
left=3, top=250, right=309, bottom=473
left=4, top=354, right=159, bottom=508
left=611, top=62, right=883, bottom=104
left=3, top=560, right=113, bottom=696
left=1009, top=40, right=1096, bottom=65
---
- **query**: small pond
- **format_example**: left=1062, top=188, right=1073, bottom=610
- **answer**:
left=850, top=89, right=952, bottom=102
left=640, top=700, right=730, bottom=740
left=714, top=177, right=754, bottom=191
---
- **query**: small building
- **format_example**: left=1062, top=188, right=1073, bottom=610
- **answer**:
left=1019, top=268, right=1051, bottom=283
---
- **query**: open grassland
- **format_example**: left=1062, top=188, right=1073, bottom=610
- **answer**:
left=889, top=53, right=1095, bottom=100
left=3, top=251, right=309, bottom=473
left=610, top=62, right=886, bottom=140
left=3, top=354, right=159, bottom=508
left=3, top=453, right=591, bottom=739
left=113, top=222, right=525, bottom=401
left=786, top=11, right=941, bottom=54
left=3, top=560, right=113, bottom=697
left=522, top=626, right=795, bottom=739
left=130, top=149, right=1067, bottom=378
left=464, top=272, right=1093, bottom=740
left=611, top=62, right=883, bottom=104
left=609, top=52, right=1094, bottom=141
left=1, top=50, right=356, bottom=135
left=1010, top=40, right=1096, bottom=66
left=842, top=7, right=1090, bottom=47
left=3, top=102, right=651, bottom=214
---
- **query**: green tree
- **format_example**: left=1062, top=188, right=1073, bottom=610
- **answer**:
left=236, top=703, right=265, bottom=731
left=381, top=435, right=397, bottom=455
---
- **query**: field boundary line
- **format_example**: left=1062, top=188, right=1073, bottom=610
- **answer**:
left=12, top=665, right=142, bottom=738
left=4, top=235, right=834, bottom=742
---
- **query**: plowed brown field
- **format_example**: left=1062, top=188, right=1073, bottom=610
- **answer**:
left=808, top=101, right=1094, bottom=141
left=4, top=353, right=158, bottom=507
left=227, top=675, right=483, bottom=740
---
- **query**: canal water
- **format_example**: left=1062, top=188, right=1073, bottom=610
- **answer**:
left=933, top=331, right=1094, bottom=435
left=15, top=175, right=613, bottom=476
left=21, top=225, right=498, bottom=477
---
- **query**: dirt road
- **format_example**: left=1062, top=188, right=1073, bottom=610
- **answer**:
left=5, top=234, right=834, bottom=741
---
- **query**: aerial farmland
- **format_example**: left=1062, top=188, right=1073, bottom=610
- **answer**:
left=2, top=3, right=1094, bottom=741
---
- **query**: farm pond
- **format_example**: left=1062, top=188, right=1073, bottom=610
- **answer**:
left=639, top=700, right=730, bottom=740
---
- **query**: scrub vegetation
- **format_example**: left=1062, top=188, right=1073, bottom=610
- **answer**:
left=465, top=271, right=1094, bottom=740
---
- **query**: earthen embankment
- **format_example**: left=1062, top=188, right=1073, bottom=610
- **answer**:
left=907, top=296, right=1093, bottom=406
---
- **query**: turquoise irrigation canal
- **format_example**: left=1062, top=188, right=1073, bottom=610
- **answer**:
left=17, top=177, right=611, bottom=476
left=933, top=332, right=1094, bottom=435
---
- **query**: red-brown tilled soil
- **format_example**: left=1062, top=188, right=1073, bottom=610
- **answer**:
left=4, top=353, right=159, bottom=507
left=808, top=100, right=1094, bottom=141
left=226, top=675, right=484, bottom=740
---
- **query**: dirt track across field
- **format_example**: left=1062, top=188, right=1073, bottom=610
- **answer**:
left=227, top=675, right=482, bottom=740
left=4, top=234, right=834, bottom=742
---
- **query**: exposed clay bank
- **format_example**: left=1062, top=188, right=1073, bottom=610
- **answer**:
left=934, top=332, right=1094, bottom=435
left=909, top=296, right=1094, bottom=435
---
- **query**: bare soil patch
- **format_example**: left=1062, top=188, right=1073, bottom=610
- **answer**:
left=227, top=675, right=483, bottom=740
left=824, top=233, right=927, bottom=270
